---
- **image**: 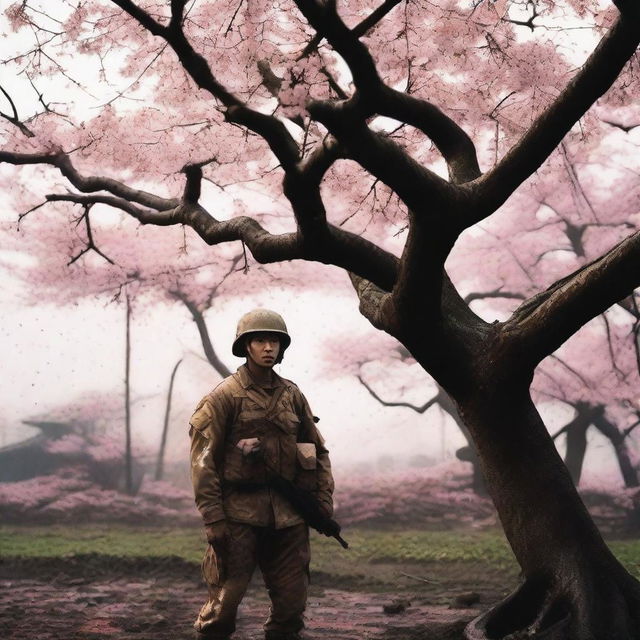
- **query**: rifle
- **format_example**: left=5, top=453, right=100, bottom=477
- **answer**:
left=234, top=438, right=349, bottom=549
left=267, top=472, right=349, bottom=549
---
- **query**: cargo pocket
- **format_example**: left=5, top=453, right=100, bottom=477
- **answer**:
left=222, top=441, right=265, bottom=484
left=202, top=543, right=223, bottom=587
left=295, top=442, right=318, bottom=491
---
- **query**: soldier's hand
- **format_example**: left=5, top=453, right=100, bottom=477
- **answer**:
left=236, top=437, right=261, bottom=457
left=317, top=498, right=334, bottom=520
left=205, top=520, right=229, bottom=547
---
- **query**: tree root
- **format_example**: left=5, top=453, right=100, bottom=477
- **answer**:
left=464, top=571, right=640, bottom=640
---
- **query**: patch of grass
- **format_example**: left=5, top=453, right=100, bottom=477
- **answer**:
left=313, top=528, right=516, bottom=568
left=609, top=539, right=640, bottom=580
left=0, top=525, right=638, bottom=581
left=0, top=525, right=205, bottom=563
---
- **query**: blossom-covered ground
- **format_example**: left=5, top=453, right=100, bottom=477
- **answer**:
left=1, top=460, right=637, bottom=533
left=0, top=556, right=481, bottom=640
left=2, top=460, right=638, bottom=639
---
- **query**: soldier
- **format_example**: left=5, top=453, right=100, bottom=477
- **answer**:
left=189, top=308, right=334, bottom=640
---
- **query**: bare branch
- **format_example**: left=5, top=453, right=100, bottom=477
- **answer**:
left=357, top=374, right=438, bottom=413
left=182, top=164, right=203, bottom=204
left=548, top=354, right=590, bottom=390
left=0, top=85, right=35, bottom=138
left=17, top=200, right=49, bottom=227
left=623, top=418, right=640, bottom=439
left=67, top=204, right=116, bottom=266
left=170, top=0, right=189, bottom=28
left=297, top=1, right=479, bottom=189
left=601, top=312, right=626, bottom=379
left=0, top=150, right=178, bottom=210
left=46, top=193, right=176, bottom=222
left=318, top=66, right=349, bottom=100
left=298, top=135, right=344, bottom=183
left=170, top=289, right=233, bottom=378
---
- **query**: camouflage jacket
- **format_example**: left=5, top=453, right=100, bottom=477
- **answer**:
left=189, top=364, right=334, bottom=528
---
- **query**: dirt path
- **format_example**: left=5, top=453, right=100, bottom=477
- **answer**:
left=0, top=571, right=478, bottom=640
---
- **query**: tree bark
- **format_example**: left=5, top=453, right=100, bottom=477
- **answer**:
left=453, top=381, right=640, bottom=639
left=437, top=388, right=487, bottom=495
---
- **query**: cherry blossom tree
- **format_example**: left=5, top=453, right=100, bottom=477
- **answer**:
left=3, top=0, right=640, bottom=637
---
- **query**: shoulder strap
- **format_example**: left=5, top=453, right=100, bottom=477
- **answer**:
left=265, top=385, right=287, bottom=417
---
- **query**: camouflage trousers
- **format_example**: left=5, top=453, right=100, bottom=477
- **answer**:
left=195, top=521, right=310, bottom=638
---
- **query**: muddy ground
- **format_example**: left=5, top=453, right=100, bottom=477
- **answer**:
left=0, top=556, right=507, bottom=640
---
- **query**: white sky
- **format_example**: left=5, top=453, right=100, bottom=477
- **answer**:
left=0, top=271, right=471, bottom=469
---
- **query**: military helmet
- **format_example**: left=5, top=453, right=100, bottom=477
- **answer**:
left=232, top=308, right=291, bottom=360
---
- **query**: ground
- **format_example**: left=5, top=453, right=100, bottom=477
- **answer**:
left=1, top=465, right=638, bottom=639
left=0, top=554, right=497, bottom=640
left=0, top=525, right=528, bottom=640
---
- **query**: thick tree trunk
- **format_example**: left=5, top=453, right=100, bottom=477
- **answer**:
left=456, top=385, right=640, bottom=639
left=437, top=386, right=487, bottom=494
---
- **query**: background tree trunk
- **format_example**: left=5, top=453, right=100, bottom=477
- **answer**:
left=124, top=291, right=133, bottom=495
left=155, top=358, right=183, bottom=481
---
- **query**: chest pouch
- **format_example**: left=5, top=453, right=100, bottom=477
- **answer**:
left=294, top=442, right=318, bottom=491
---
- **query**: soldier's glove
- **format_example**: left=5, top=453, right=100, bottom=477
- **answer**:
left=204, top=520, right=229, bottom=547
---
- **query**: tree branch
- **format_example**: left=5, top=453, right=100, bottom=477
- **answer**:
left=170, top=289, right=233, bottom=378
left=505, top=229, right=640, bottom=366
left=471, top=14, right=640, bottom=223
left=464, top=288, right=526, bottom=304
left=296, top=1, right=479, bottom=185
left=348, top=272, right=396, bottom=332
left=46, top=193, right=180, bottom=223
left=295, top=0, right=383, bottom=101
left=592, top=409, right=639, bottom=487
left=376, top=87, right=481, bottom=184
left=0, top=149, right=178, bottom=210
left=0, top=85, right=35, bottom=138
left=110, top=0, right=301, bottom=170
left=357, top=374, right=438, bottom=413
left=298, top=135, right=344, bottom=184
left=169, top=0, right=189, bottom=28
left=67, top=204, right=116, bottom=266
left=298, top=0, right=403, bottom=60
left=308, top=99, right=455, bottom=215
left=182, top=164, right=203, bottom=204
left=109, top=0, right=167, bottom=37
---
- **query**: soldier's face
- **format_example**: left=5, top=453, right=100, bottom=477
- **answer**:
left=246, top=333, right=281, bottom=368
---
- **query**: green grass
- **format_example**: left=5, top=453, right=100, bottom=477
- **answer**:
left=0, top=525, right=205, bottom=563
left=0, top=525, right=638, bottom=581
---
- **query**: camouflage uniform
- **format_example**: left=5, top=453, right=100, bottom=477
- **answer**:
left=189, top=363, right=334, bottom=639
